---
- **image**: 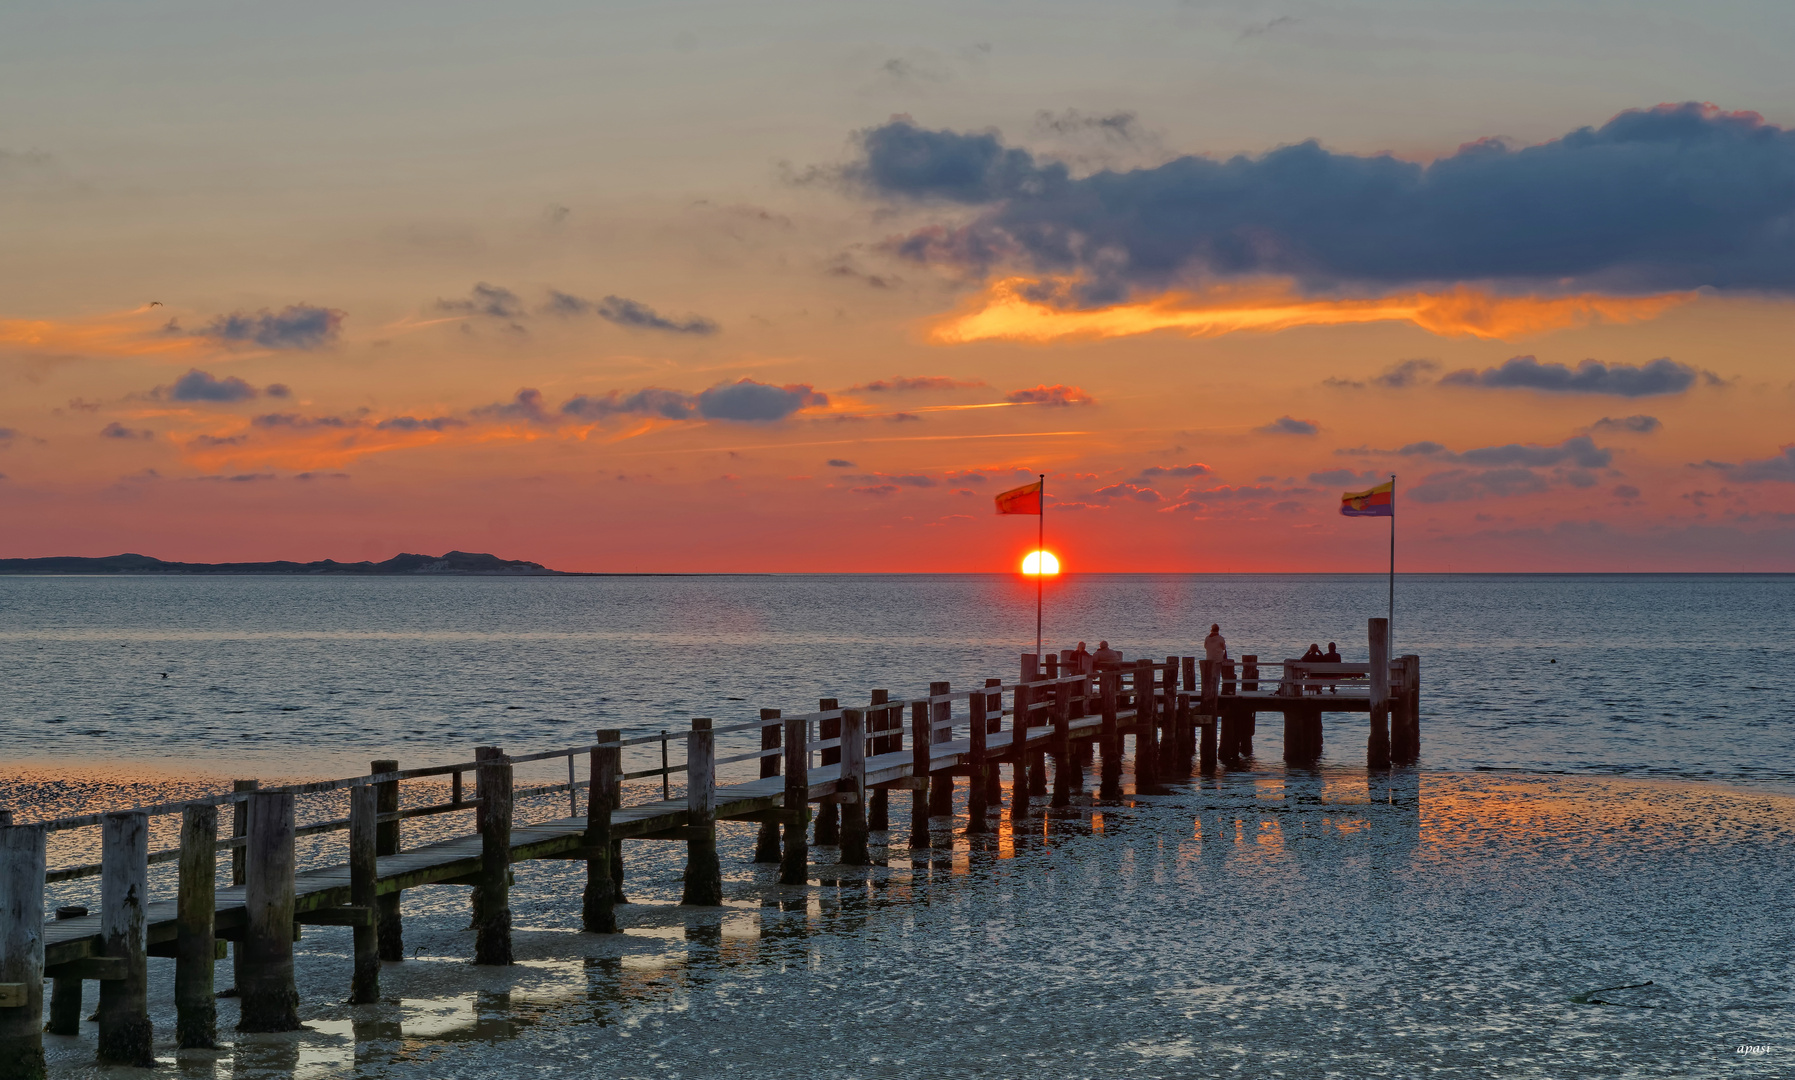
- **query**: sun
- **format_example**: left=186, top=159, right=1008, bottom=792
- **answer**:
left=1021, top=550, right=1061, bottom=576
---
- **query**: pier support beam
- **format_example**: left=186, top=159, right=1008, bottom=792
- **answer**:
left=681, top=720, right=723, bottom=905
left=1133, top=659, right=1158, bottom=789
left=928, top=683, right=954, bottom=815
left=347, top=787, right=381, bottom=1004
left=782, top=714, right=813, bottom=881
left=966, top=689, right=991, bottom=833
left=238, top=793, right=300, bottom=1032
left=815, top=699, right=841, bottom=846
left=229, top=778, right=257, bottom=990
left=175, top=804, right=217, bottom=1047
left=984, top=679, right=1006, bottom=804
left=906, top=702, right=931, bottom=849
left=838, top=709, right=870, bottom=865
left=1050, top=681, right=1072, bottom=808
left=371, top=761, right=403, bottom=962
left=584, top=730, right=620, bottom=932
left=97, top=811, right=153, bottom=1063
left=45, top=905, right=84, bottom=1038
left=867, top=692, right=890, bottom=832
left=1368, top=619, right=1392, bottom=770
left=1099, top=671, right=1122, bottom=799
left=474, top=747, right=514, bottom=964
left=1011, top=681, right=1034, bottom=813
left=0, top=821, right=46, bottom=1080
left=754, top=711, right=783, bottom=862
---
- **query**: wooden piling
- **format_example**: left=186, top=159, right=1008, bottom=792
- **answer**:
left=341, top=787, right=380, bottom=1005
left=815, top=699, right=841, bottom=845
left=1198, top=660, right=1219, bottom=775
left=867, top=692, right=890, bottom=832
left=1049, top=680, right=1072, bottom=808
left=984, top=678, right=1005, bottom=803
left=1134, top=660, right=1158, bottom=787
left=1011, top=680, right=1033, bottom=812
left=966, top=689, right=990, bottom=833
left=583, top=730, right=620, bottom=932
left=45, top=905, right=83, bottom=1038
left=755, top=710, right=784, bottom=861
left=838, top=709, right=870, bottom=865
left=370, top=761, right=403, bottom=962
left=0, top=822, right=46, bottom=1080
left=782, top=713, right=812, bottom=881
left=927, top=683, right=954, bottom=815
left=175, top=803, right=217, bottom=1047
left=96, top=811, right=153, bottom=1063
left=681, top=720, right=723, bottom=904
left=238, top=793, right=300, bottom=1032
left=1368, top=618, right=1392, bottom=770
left=1099, top=670, right=1123, bottom=799
left=229, top=778, right=258, bottom=989
left=474, top=747, right=514, bottom=964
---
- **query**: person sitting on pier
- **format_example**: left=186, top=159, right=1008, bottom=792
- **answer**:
left=1300, top=643, right=1325, bottom=695
left=1093, top=640, right=1122, bottom=665
left=1322, top=642, right=1342, bottom=693
left=1072, top=640, right=1093, bottom=670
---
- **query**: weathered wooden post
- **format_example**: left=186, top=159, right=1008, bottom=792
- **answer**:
left=1398, top=655, right=1421, bottom=763
left=1050, top=680, right=1072, bottom=808
left=96, top=811, right=153, bottom=1063
left=474, top=746, right=514, bottom=964
left=1199, top=659, right=1219, bottom=775
left=815, top=699, right=841, bottom=845
left=238, top=793, right=299, bottom=1032
left=344, top=786, right=381, bottom=1005
left=1010, top=680, right=1033, bottom=812
left=176, top=803, right=217, bottom=1047
left=1134, top=659, right=1158, bottom=787
left=681, top=720, right=722, bottom=904
left=1368, top=618, right=1391, bottom=770
left=966, top=689, right=990, bottom=833
left=0, top=821, right=46, bottom=1080
left=228, top=778, right=257, bottom=991
left=983, top=679, right=1006, bottom=802
left=1099, top=669, right=1122, bottom=798
left=754, top=711, right=783, bottom=861
left=370, top=760, right=403, bottom=962
left=1242, top=654, right=1259, bottom=693
left=927, top=683, right=955, bottom=815
left=867, top=691, right=890, bottom=832
left=781, top=714, right=812, bottom=882
left=1163, top=657, right=1184, bottom=770
left=838, top=709, right=870, bottom=865
left=583, top=729, right=621, bottom=932
left=1182, top=655, right=1197, bottom=693
left=45, top=905, right=85, bottom=1038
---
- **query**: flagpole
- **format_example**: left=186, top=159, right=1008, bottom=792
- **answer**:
left=1036, top=472, right=1045, bottom=660
left=1388, top=473, right=1396, bottom=648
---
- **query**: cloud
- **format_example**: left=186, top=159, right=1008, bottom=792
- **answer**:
left=1409, top=467, right=1552, bottom=502
left=1309, top=468, right=1385, bottom=486
left=100, top=422, right=153, bottom=440
left=374, top=416, right=465, bottom=432
left=827, top=459, right=855, bottom=467
left=850, top=376, right=986, bottom=393
left=852, top=484, right=899, bottom=496
left=1033, top=109, right=1144, bottom=141
left=562, top=387, right=697, bottom=421
left=853, top=103, right=1795, bottom=300
left=0, top=427, right=14, bottom=441
left=558, top=294, right=718, bottom=335
left=1694, top=445, right=1795, bottom=483
left=1454, top=435, right=1611, bottom=469
left=1612, top=484, right=1642, bottom=499
left=1092, top=482, right=1161, bottom=502
left=437, top=283, right=524, bottom=319
left=167, top=368, right=260, bottom=403
left=1137, top=462, right=1211, bottom=478
left=1258, top=416, right=1319, bottom=435
left=1441, top=356, right=1703, bottom=396
left=844, top=472, right=937, bottom=488
left=187, top=434, right=245, bottom=448
left=252, top=412, right=356, bottom=429
left=186, top=305, right=344, bottom=349
left=1005, top=384, right=1093, bottom=407
left=1589, top=414, right=1662, bottom=433
left=472, top=388, right=552, bottom=423
left=1325, top=358, right=1440, bottom=389
left=697, top=379, right=826, bottom=422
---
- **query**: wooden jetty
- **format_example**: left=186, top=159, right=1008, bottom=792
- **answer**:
left=0, top=620, right=1418, bottom=1077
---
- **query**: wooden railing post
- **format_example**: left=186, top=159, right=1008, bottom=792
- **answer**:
left=782, top=714, right=812, bottom=882
left=983, top=678, right=1007, bottom=802
left=1198, top=660, right=1219, bottom=775
left=754, top=711, right=783, bottom=862
left=229, top=778, right=257, bottom=991
left=839, top=709, right=869, bottom=865
left=345, top=787, right=381, bottom=1004
left=1162, top=656, right=1182, bottom=769
left=681, top=720, right=722, bottom=905
left=1398, top=655, right=1421, bottom=763
left=1099, top=670, right=1122, bottom=799
left=1368, top=619, right=1392, bottom=770
left=1011, top=680, right=1033, bottom=813
left=1242, top=654, right=1259, bottom=693
left=815, top=699, right=841, bottom=846
left=866, top=691, right=890, bottom=832
left=1134, top=659, right=1158, bottom=788
left=0, top=821, right=46, bottom=1079
left=238, top=793, right=299, bottom=1032
left=1050, top=680, right=1073, bottom=807
left=96, top=811, right=153, bottom=1063
left=584, top=730, right=621, bottom=932
left=907, top=701, right=932, bottom=848
left=966, top=690, right=990, bottom=833
left=370, top=760, right=403, bottom=962
left=176, top=803, right=218, bottom=1048
left=474, top=747, right=514, bottom=964
left=927, top=683, right=954, bottom=815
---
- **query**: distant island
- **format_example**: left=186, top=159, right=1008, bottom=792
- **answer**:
left=0, top=551, right=569, bottom=575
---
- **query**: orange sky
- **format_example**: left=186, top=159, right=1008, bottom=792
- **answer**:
left=3, top=6, right=1794, bottom=571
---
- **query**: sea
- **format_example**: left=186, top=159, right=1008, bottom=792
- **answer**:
left=1, top=573, right=1792, bottom=1078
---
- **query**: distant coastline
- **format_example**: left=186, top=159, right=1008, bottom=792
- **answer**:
left=0, top=550, right=571, bottom=576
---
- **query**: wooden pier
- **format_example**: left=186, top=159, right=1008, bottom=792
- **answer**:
left=0, top=620, right=1418, bottom=1078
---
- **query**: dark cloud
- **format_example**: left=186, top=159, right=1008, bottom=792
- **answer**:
left=562, top=388, right=698, bottom=422
left=845, top=473, right=937, bottom=488
left=100, top=422, right=154, bottom=440
left=183, top=305, right=344, bottom=350
left=852, top=104, right=1795, bottom=301
left=1309, top=468, right=1386, bottom=486
left=697, top=379, right=825, bottom=422
left=187, top=434, right=245, bottom=448
left=0, top=428, right=15, bottom=441
left=472, top=389, right=551, bottom=424
left=851, top=376, right=986, bottom=393
left=1455, top=435, right=1611, bottom=469
left=1694, top=446, right=1795, bottom=483
left=1032, top=109, right=1143, bottom=141
left=1138, top=462, right=1211, bottom=478
left=169, top=368, right=259, bottom=403
left=437, top=282, right=524, bottom=319
left=1093, top=482, right=1161, bottom=502
left=1258, top=416, right=1319, bottom=435
left=1006, top=384, right=1093, bottom=407
left=1589, top=414, right=1662, bottom=433
left=1612, top=484, right=1642, bottom=499
left=827, top=459, right=855, bottom=467
left=1441, top=356, right=1702, bottom=396
left=252, top=413, right=355, bottom=430
left=374, top=416, right=465, bottom=432
left=570, top=294, right=719, bottom=335
left=1410, top=467, right=1553, bottom=503
left=852, top=484, right=899, bottom=496
left=1325, top=358, right=1440, bottom=389
left=265, top=383, right=292, bottom=399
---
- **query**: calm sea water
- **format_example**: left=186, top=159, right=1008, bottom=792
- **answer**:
left=5, top=575, right=1794, bottom=1078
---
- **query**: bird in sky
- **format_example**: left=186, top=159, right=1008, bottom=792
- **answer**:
left=149, top=301, right=162, bottom=307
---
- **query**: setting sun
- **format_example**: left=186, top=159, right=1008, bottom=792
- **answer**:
left=1021, top=550, right=1061, bottom=576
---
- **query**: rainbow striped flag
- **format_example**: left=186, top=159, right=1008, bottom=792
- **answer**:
left=1340, top=481, right=1394, bottom=517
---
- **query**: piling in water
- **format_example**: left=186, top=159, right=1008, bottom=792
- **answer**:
left=907, top=702, right=932, bottom=848
left=238, top=794, right=300, bottom=1032
left=473, top=747, right=514, bottom=964
left=928, top=683, right=954, bottom=815
left=175, top=803, right=217, bottom=1047
left=838, top=709, right=870, bottom=865
left=815, top=699, right=841, bottom=845
left=781, top=714, right=812, bottom=882
left=370, top=761, right=403, bottom=962
left=0, top=821, right=47, bottom=1080
left=583, top=730, right=620, bottom=932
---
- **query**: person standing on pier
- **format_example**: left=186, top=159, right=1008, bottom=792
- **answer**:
left=1094, top=640, right=1122, bottom=665
left=1323, top=642, right=1342, bottom=693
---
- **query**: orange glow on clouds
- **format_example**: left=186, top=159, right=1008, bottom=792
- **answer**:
left=0, top=307, right=206, bottom=359
left=929, top=278, right=1697, bottom=344
left=1022, top=549, right=1060, bottom=575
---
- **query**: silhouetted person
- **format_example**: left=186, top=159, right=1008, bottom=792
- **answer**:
left=1072, top=641, right=1092, bottom=671
left=1323, top=641, right=1342, bottom=692
left=1301, top=643, right=1324, bottom=695
left=1205, top=624, right=1235, bottom=693
left=1093, top=640, right=1122, bottom=665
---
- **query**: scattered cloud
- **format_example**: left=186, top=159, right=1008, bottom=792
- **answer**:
left=100, top=422, right=154, bottom=440
left=1441, top=356, right=1704, bottom=397
left=176, top=305, right=344, bottom=350
left=697, top=379, right=826, bottom=422
left=1694, top=445, right=1795, bottom=483
left=472, top=388, right=552, bottom=424
left=1137, top=462, right=1211, bottom=478
left=556, top=294, right=719, bottom=335
left=1258, top=416, right=1319, bottom=435
left=187, top=434, right=245, bottom=448
left=437, top=282, right=524, bottom=319
left=166, top=368, right=260, bottom=403
left=850, top=376, right=986, bottom=393
left=1612, top=484, right=1642, bottom=500
left=1092, top=482, right=1161, bottom=502
left=1324, top=358, right=1440, bottom=389
left=1309, top=468, right=1386, bottom=487
left=827, top=459, right=855, bottom=467
left=374, top=416, right=465, bottom=432
left=844, top=472, right=937, bottom=488
left=1409, top=467, right=1552, bottom=503
left=562, top=387, right=697, bottom=422
left=1005, top=384, right=1093, bottom=406
left=1589, top=414, right=1662, bottom=434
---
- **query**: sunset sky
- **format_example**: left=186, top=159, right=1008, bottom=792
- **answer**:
left=3, top=0, right=1792, bottom=572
